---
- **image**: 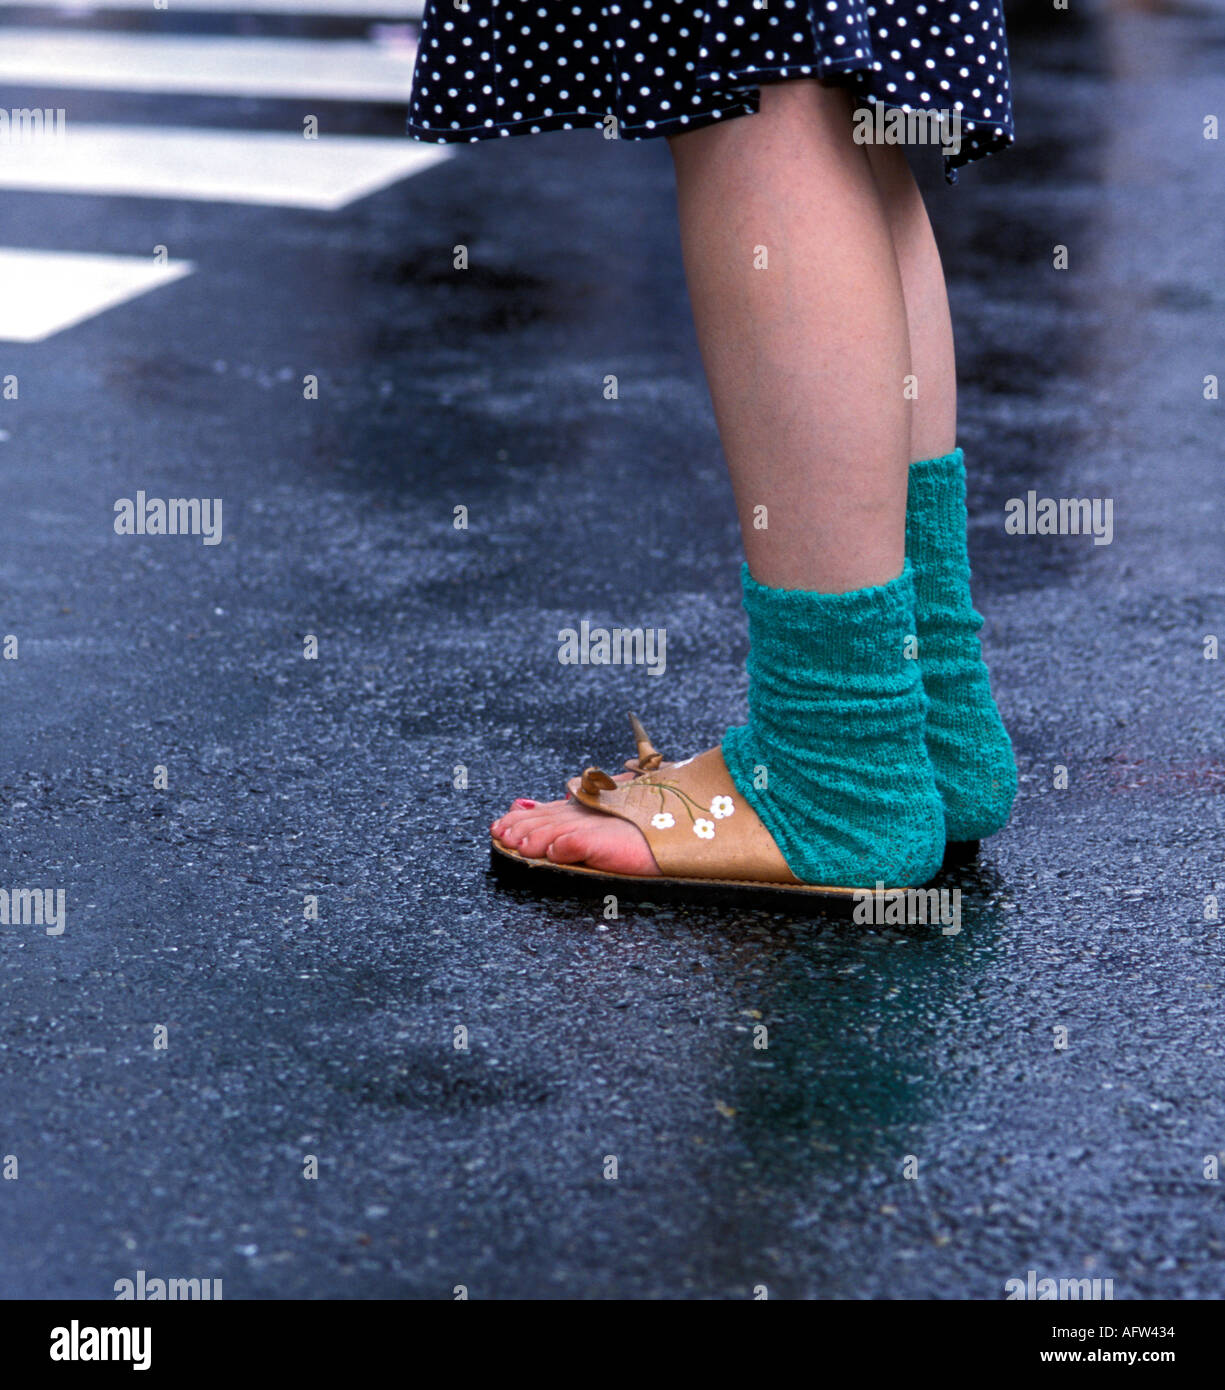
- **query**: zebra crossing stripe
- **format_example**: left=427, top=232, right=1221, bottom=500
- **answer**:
left=0, top=0, right=424, bottom=12
left=0, top=247, right=193, bottom=343
left=0, top=124, right=449, bottom=209
left=0, top=30, right=418, bottom=102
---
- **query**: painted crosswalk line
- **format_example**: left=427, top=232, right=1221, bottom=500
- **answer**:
left=0, top=31, right=418, bottom=102
left=1, top=0, right=424, bottom=13
left=0, top=247, right=193, bottom=342
left=0, top=124, right=449, bottom=209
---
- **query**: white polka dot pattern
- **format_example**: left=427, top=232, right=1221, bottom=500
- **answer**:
left=406, top=0, right=1013, bottom=176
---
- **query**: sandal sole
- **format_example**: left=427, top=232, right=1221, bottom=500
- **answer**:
left=491, top=837, right=926, bottom=914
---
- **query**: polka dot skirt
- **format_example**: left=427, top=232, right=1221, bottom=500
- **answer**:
left=406, top=0, right=1013, bottom=178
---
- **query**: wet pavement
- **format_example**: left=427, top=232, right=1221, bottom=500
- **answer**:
left=1, top=1, right=1224, bottom=1298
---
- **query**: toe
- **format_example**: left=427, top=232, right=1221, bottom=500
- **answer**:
left=498, top=810, right=556, bottom=849
left=545, top=829, right=589, bottom=865
left=493, top=798, right=546, bottom=839
left=514, top=817, right=570, bottom=859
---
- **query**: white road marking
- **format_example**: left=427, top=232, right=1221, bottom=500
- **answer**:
left=0, top=30, right=418, bottom=101
left=0, top=247, right=193, bottom=342
left=0, top=124, right=449, bottom=208
left=1, top=0, right=424, bottom=13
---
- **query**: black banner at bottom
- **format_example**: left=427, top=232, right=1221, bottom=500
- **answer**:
left=1, top=1296, right=1207, bottom=1378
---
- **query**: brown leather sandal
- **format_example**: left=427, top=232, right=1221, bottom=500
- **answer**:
left=490, top=714, right=890, bottom=910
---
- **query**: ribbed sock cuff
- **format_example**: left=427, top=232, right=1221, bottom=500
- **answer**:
left=738, top=561, right=917, bottom=682
left=906, top=447, right=967, bottom=570
left=739, top=559, right=914, bottom=622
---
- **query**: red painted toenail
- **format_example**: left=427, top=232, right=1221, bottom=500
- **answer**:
left=515, top=798, right=537, bottom=808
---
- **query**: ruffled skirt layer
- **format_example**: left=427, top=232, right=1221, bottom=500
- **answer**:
left=407, top=1, right=1013, bottom=176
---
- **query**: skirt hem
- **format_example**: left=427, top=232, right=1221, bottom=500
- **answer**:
left=406, top=85, right=1008, bottom=181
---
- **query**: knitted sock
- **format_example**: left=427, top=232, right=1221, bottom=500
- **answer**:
left=721, top=563, right=945, bottom=888
left=906, top=448, right=1017, bottom=841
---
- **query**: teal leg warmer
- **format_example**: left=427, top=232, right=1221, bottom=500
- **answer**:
left=721, top=563, right=945, bottom=888
left=906, top=448, right=1018, bottom=842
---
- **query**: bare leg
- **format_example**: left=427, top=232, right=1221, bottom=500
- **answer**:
left=863, top=143, right=1017, bottom=846
left=669, top=80, right=911, bottom=593
left=864, top=142, right=957, bottom=461
left=494, top=82, right=918, bottom=871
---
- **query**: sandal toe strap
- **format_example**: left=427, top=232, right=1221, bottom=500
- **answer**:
left=566, top=746, right=799, bottom=884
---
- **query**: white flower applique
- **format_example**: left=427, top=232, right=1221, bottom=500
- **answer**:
left=638, top=773, right=726, bottom=842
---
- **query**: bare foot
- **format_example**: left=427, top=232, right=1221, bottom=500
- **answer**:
left=491, top=791, right=660, bottom=876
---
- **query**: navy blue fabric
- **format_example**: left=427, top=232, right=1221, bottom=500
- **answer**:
left=406, top=1, right=1014, bottom=176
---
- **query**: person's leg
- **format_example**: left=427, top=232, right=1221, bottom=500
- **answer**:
left=493, top=82, right=940, bottom=880
left=864, top=143, right=1017, bottom=842
left=669, top=79, right=911, bottom=594
left=863, top=142, right=956, bottom=461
